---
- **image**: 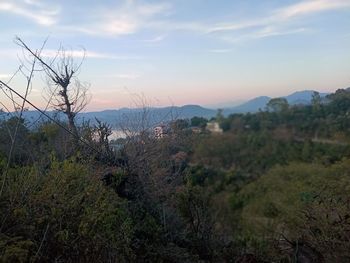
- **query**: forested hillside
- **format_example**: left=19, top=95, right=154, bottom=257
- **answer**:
left=1, top=87, right=350, bottom=262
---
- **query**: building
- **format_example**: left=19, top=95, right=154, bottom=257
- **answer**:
left=154, top=124, right=168, bottom=139
left=206, top=121, right=223, bottom=133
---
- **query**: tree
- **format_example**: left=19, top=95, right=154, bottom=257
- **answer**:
left=266, top=98, right=289, bottom=112
left=93, top=118, right=113, bottom=158
left=311, top=91, right=321, bottom=107
left=190, top=116, right=207, bottom=128
left=216, top=108, right=224, bottom=123
left=326, top=88, right=350, bottom=114
left=15, top=37, right=90, bottom=144
left=170, top=119, right=190, bottom=131
left=311, top=91, right=322, bottom=113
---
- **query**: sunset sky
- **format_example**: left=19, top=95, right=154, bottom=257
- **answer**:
left=0, top=0, right=350, bottom=111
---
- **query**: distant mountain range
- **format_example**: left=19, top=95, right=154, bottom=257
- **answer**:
left=15, top=105, right=217, bottom=129
left=79, top=105, right=216, bottom=128
left=225, top=90, right=329, bottom=114
left=3, top=90, right=330, bottom=128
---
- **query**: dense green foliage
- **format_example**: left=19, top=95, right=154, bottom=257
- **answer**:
left=1, top=89, right=350, bottom=262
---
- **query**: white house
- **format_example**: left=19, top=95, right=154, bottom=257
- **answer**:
left=206, top=121, right=223, bottom=133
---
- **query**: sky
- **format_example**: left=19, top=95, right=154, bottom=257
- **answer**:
left=0, top=0, right=349, bottom=111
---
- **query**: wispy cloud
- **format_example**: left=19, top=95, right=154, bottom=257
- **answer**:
left=255, top=27, right=307, bottom=38
left=24, top=0, right=42, bottom=7
left=0, top=0, right=59, bottom=26
left=221, top=27, right=308, bottom=43
left=0, top=47, right=142, bottom=61
left=148, top=21, right=208, bottom=34
left=142, top=35, right=167, bottom=43
left=207, top=0, right=350, bottom=34
left=133, top=0, right=350, bottom=45
left=40, top=49, right=142, bottom=60
left=1, top=0, right=349, bottom=43
left=196, top=0, right=350, bottom=45
left=62, top=1, right=171, bottom=37
left=276, top=0, right=350, bottom=19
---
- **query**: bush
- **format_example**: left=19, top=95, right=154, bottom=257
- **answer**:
left=0, top=159, right=133, bottom=262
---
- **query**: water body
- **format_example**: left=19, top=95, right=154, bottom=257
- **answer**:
left=110, top=130, right=139, bottom=140
left=110, top=130, right=128, bottom=140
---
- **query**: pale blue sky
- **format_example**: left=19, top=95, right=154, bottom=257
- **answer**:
left=0, top=0, right=349, bottom=110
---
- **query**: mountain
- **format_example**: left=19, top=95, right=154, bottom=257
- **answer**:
left=12, top=105, right=216, bottom=129
left=225, top=90, right=329, bottom=114
left=20, top=110, right=65, bottom=123
left=224, top=96, right=271, bottom=114
left=5, top=90, right=331, bottom=128
left=80, top=105, right=216, bottom=128
left=284, top=90, right=328, bottom=105
left=205, top=99, right=246, bottom=109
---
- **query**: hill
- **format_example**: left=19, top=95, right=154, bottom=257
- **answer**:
left=12, top=105, right=216, bottom=129
left=225, top=90, right=329, bottom=114
left=5, top=90, right=331, bottom=128
left=224, top=96, right=271, bottom=114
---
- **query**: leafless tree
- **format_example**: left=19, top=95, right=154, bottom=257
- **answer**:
left=94, top=118, right=112, bottom=155
left=15, top=37, right=90, bottom=144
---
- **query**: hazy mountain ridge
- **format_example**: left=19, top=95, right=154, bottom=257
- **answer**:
left=2, top=90, right=330, bottom=127
left=6, top=105, right=216, bottom=129
left=225, top=90, right=329, bottom=114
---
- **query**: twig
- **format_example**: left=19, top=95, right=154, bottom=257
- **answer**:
left=32, top=223, right=50, bottom=262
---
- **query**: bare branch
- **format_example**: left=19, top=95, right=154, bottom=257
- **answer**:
left=15, top=37, right=90, bottom=143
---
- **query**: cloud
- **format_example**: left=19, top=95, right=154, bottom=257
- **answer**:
left=208, top=0, right=350, bottom=34
left=147, top=20, right=208, bottom=34
left=0, top=0, right=170, bottom=37
left=276, top=0, right=350, bottom=19
left=24, top=0, right=42, bottom=7
left=0, top=0, right=59, bottom=26
left=255, top=27, right=307, bottom=38
left=199, top=0, right=350, bottom=44
left=61, top=1, right=171, bottom=37
left=2, top=0, right=348, bottom=42
left=137, top=0, right=349, bottom=45
left=0, top=46, right=143, bottom=62
left=142, top=35, right=166, bottom=43
left=39, top=49, right=142, bottom=60
left=221, top=27, right=308, bottom=43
